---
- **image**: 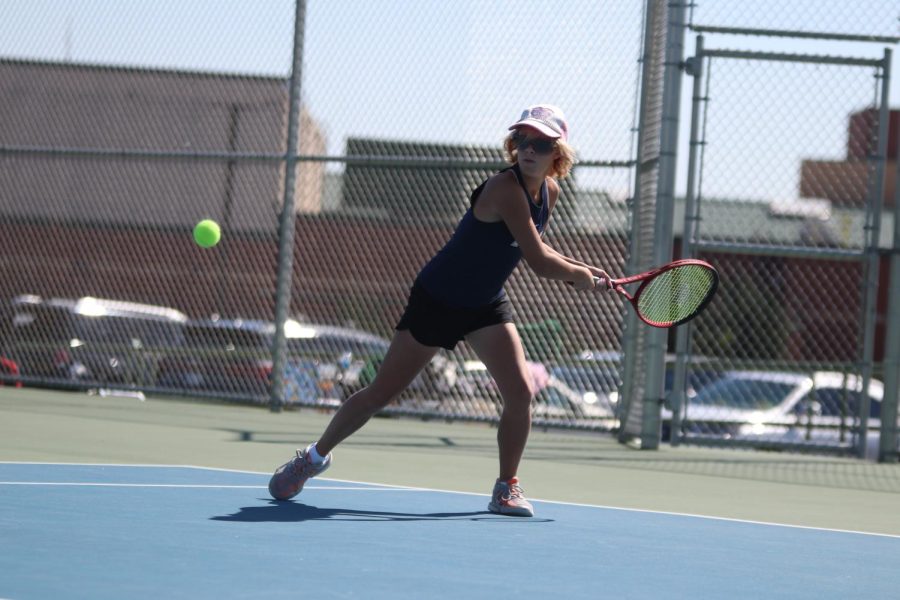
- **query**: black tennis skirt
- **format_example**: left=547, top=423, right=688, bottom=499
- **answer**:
left=396, top=280, right=513, bottom=350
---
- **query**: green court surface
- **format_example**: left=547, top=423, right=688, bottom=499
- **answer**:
left=1, top=386, right=898, bottom=536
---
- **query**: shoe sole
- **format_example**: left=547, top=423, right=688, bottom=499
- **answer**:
left=268, top=480, right=305, bottom=501
left=487, top=502, right=534, bottom=517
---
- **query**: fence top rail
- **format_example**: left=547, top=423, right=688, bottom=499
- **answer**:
left=690, top=24, right=900, bottom=45
left=692, top=240, right=870, bottom=260
left=698, top=47, right=887, bottom=68
left=0, top=145, right=634, bottom=169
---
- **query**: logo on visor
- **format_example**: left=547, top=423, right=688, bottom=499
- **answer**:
left=529, top=107, right=553, bottom=121
left=521, top=107, right=567, bottom=138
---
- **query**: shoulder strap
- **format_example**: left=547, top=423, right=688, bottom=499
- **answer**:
left=509, top=162, right=528, bottom=189
left=469, top=164, right=519, bottom=207
left=510, top=163, right=542, bottom=205
left=538, top=179, right=550, bottom=225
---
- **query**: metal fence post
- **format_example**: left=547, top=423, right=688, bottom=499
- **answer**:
left=879, top=71, right=900, bottom=463
left=270, top=0, right=307, bottom=412
left=639, top=0, right=688, bottom=449
left=616, top=0, right=660, bottom=443
left=855, top=48, right=891, bottom=457
left=669, top=34, right=705, bottom=446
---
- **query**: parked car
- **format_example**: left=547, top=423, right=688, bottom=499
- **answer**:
left=6, top=294, right=186, bottom=387
left=157, top=317, right=438, bottom=406
left=157, top=318, right=281, bottom=399
left=0, top=303, right=21, bottom=387
left=287, top=323, right=459, bottom=402
left=453, top=360, right=615, bottom=422
left=549, top=364, right=619, bottom=416
left=533, top=375, right=617, bottom=422
left=0, top=354, right=21, bottom=388
left=286, top=322, right=390, bottom=398
left=574, top=349, right=720, bottom=415
left=675, top=370, right=883, bottom=444
left=734, top=374, right=884, bottom=458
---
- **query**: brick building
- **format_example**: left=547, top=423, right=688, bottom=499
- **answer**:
left=0, top=59, right=326, bottom=231
left=800, top=109, right=898, bottom=209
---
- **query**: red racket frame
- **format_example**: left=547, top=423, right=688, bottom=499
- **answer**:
left=597, top=259, right=719, bottom=328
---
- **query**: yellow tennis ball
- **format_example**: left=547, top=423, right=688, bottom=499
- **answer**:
left=193, top=219, right=221, bottom=248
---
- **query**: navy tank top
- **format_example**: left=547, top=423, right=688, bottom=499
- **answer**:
left=417, top=163, right=550, bottom=307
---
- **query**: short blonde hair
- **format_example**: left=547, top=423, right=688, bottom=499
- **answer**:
left=503, top=132, right=576, bottom=179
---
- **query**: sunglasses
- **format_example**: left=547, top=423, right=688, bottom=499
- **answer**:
left=511, top=132, right=557, bottom=155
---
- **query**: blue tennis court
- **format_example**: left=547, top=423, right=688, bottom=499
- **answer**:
left=1, top=462, right=897, bottom=599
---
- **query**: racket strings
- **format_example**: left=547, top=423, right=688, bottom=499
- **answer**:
left=636, top=265, right=716, bottom=326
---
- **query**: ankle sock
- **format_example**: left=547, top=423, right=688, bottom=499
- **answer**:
left=307, top=443, right=327, bottom=465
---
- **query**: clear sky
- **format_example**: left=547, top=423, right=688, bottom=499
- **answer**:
left=0, top=0, right=897, bottom=202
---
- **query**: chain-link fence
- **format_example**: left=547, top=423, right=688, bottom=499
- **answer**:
left=688, top=0, right=900, bottom=41
left=668, top=4, right=899, bottom=461
left=0, top=1, right=643, bottom=431
left=0, top=1, right=897, bottom=459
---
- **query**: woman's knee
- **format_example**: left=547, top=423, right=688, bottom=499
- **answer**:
left=499, top=381, right=534, bottom=411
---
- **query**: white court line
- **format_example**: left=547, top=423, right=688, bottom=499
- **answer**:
left=0, top=482, right=266, bottom=489
left=0, top=482, right=413, bottom=491
left=2, top=461, right=898, bottom=540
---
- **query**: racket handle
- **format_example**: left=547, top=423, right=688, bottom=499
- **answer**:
left=567, top=277, right=610, bottom=288
left=594, top=276, right=617, bottom=293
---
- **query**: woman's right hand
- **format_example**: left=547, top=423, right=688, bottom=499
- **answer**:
left=570, top=268, right=596, bottom=291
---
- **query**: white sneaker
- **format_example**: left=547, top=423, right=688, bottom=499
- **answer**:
left=487, top=477, right=534, bottom=517
left=268, top=448, right=332, bottom=501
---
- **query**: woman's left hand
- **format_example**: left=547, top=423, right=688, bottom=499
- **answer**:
left=588, top=267, right=615, bottom=292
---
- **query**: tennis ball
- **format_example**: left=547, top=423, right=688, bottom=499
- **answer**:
left=193, top=219, right=221, bottom=248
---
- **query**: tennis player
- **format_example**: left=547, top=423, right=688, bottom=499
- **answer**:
left=269, top=105, right=610, bottom=517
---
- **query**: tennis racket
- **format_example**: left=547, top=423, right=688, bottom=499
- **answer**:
left=592, top=259, right=718, bottom=328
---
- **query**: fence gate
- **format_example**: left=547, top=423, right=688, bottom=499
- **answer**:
left=669, top=36, right=892, bottom=458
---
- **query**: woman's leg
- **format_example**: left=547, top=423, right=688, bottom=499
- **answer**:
left=269, top=330, right=438, bottom=501
left=315, top=329, right=438, bottom=455
left=464, top=323, right=533, bottom=480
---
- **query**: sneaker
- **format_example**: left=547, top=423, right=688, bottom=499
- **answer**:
left=268, top=447, right=332, bottom=501
left=487, top=477, right=534, bottom=517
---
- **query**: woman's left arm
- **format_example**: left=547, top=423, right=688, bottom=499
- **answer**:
left=543, top=244, right=609, bottom=279
left=543, top=178, right=613, bottom=286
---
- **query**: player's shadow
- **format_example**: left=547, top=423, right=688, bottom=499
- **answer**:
left=211, top=501, right=554, bottom=523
